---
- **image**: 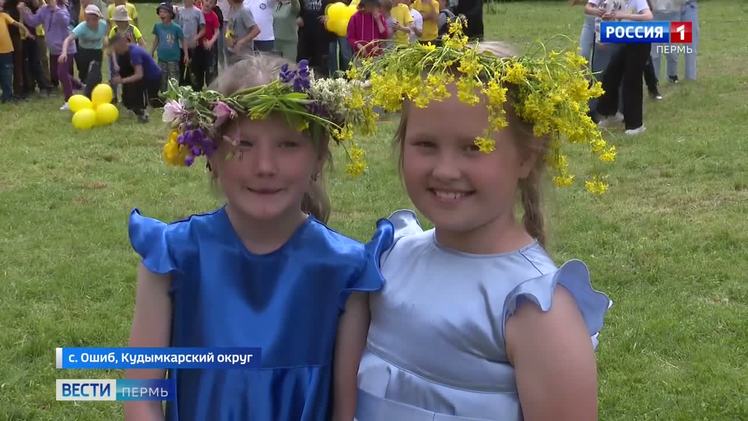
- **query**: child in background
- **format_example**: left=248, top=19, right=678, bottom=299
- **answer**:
left=244, top=0, right=274, bottom=53
left=412, top=0, right=437, bottom=43
left=108, top=5, right=144, bottom=103
left=124, top=55, right=382, bottom=421
left=350, top=24, right=612, bottom=420
left=406, top=0, right=422, bottom=43
left=389, top=0, right=412, bottom=45
left=346, top=0, right=388, bottom=58
left=0, top=6, right=31, bottom=102
left=225, top=0, right=258, bottom=64
left=18, top=0, right=82, bottom=108
left=109, top=32, right=161, bottom=122
left=436, top=0, right=455, bottom=42
left=176, top=0, right=205, bottom=87
left=20, top=0, right=52, bottom=95
left=106, top=0, right=137, bottom=28
left=152, top=2, right=187, bottom=93
left=61, top=4, right=107, bottom=100
left=192, top=0, right=220, bottom=90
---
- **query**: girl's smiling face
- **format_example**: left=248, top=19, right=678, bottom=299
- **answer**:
left=401, top=84, right=536, bottom=245
left=210, top=115, right=324, bottom=223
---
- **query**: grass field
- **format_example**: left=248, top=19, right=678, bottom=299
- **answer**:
left=0, top=1, right=746, bottom=419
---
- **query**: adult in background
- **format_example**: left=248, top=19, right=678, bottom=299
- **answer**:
left=110, top=32, right=162, bottom=123
left=586, top=0, right=652, bottom=136
left=678, top=0, right=697, bottom=81
left=244, top=0, right=274, bottom=53
left=61, top=4, right=107, bottom=98
left=453, top=0, right=482, bottom=40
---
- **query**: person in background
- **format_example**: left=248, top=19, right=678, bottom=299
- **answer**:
left=110, top=31, right=162, bottom=122
left=586, top=0, right=653, bottom=136
left=216, top=0, right=229, bottom=68
left=389, top=0, right=412, bottom=46
left=106, top=0, right=137, bottom=28
left=346, top=0, right=388, bottom=58
left=453, top=0, right=482, bottom=40
left=273, top=0, right=300, bottom=62
left=322, top=0, right=352, bottom=75
left=412, top=0, right=437, bottom=43
left=244, top=0, right=274, bottom=53
left=152, top=2, right=187, bottom=93
left=407, top=0, right=423, bottom=43
left=225, top=0, right=259, bottom=63
left=108, top=5, right=144, bottom=103
left=677, top=0, right=697, bottom=81
left=176, top=0, right=205, bottom=87
left=0, top=4, right=31, bottom=102
left=80, top=0, right=106, bottom=25
left=20, top=0, right=51, bottom=95
left=3, top=0, right=27, bottom=99
left=649, top=0, right=680, bottom=84
left=19, top=0, right=82, bottom=108
left=297, top=0, right=326, bottom=73
left=196, top=0, right=219, bottom=87
left=435, top=0, right=455, bottom=42
left=27, top=0, right=51, bottom=88
left=61, top=3, right=106, bottom=101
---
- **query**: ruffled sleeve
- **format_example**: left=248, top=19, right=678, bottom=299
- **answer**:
left=128, top=209, right=178, bottom=275
left=502, top=260, right=612, bottom=349
left=336, top=218, right=394, bottom=310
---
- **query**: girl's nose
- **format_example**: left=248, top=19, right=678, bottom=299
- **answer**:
left=431, top=152, right=462, bottom=182
left=251, top=142, right=278, bottom=177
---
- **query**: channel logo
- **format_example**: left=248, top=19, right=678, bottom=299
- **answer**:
left=56, top=379, right=175, bottom=401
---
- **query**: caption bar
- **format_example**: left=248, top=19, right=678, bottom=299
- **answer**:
left=56, top=347, right=261, bottom=369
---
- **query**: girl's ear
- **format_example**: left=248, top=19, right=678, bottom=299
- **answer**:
left=518, top=148, right=540, bottom=180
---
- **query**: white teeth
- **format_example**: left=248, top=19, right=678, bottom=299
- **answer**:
left=433, top=190, right=466, bottom=200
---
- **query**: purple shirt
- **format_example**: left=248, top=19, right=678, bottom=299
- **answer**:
left=23, top=5, right=76, bottom=55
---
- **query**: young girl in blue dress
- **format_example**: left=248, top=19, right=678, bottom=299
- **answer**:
left=350, top=23, right=614, bottom=420
left=125, top=56, right=383, bottom=421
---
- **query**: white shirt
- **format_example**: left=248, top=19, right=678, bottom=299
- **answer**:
left=244, top=0, right=274, bottom=41
left=409, top=9, right=423, bottom=43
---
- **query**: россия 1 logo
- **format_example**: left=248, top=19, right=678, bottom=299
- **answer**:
left=600, top=21, right=693, bottom=54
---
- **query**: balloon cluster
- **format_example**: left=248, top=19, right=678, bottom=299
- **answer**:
left=68, top=84, right=120, bottom=130
left=324, top=1, right=358, bottom=37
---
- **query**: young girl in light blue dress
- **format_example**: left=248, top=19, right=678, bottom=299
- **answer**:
left=351, top=25, right=613, bottom=420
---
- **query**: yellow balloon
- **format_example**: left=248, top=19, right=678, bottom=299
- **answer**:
left=95, top=103, right=119, bottom=126
left=68, top=95, right=93, bottom=113
left=72, top=109, right=97, bottom=130
left=326, top=2, right=347, bottom=22
left=332, top=18, right=348, bottom=37
left=91, top=83, right=114, bottom=107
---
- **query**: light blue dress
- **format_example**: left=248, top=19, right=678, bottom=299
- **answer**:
left=356, top=210, right=611, bottom=421
left=129, top=207, right=388, bottom=420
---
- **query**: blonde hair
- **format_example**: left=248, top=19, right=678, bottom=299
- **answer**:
left=394, top=41, right=550, bottom=246
left=209, top=55, right=332, bottom=223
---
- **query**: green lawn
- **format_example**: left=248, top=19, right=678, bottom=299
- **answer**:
left=1, top=1, right=746, bottom=419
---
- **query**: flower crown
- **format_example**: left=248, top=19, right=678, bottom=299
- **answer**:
left=347, top=21, right=615, bottom=194
left=161, top=59, right=377, bottom=176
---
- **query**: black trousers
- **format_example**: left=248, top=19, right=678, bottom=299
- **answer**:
left=22, top=37, right=51, bottom=93
left=190, top=45, right=213, bottom=91
left=122, top=78, right=161, bottom=115
left=75, top=47, right=102, bottom=84
left=597, top=43, right=650, bottom=130
left=297, top=11, right=328, bottom=74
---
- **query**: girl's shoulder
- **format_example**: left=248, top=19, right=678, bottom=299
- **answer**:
left=128, top=208, right=226, bottom=275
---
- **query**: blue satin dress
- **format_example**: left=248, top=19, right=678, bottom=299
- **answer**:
left=356, top=210, right=612, bottom=420
left=128, top=207, right=389, bottom=421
